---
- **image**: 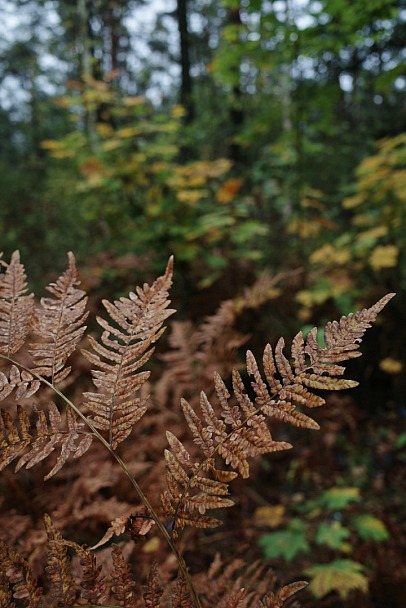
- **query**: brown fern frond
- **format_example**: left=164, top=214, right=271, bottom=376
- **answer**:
left=63, top=540, right=108, bottom=605
left=83, top=257, right=175, bottom=449
left=29, top=252, right=88, bottom=385
left=194, top=555, right=273, bottom=608
left=143, top=561, right=163, bottom=608
left=111, top=544, right=138, bottom=607
left=162, top=294, right=395, bottom=532
left=44, top=514, right=76, bottom=607
left=170, top=576, right=193, bottom=608
left=0, top=251, right=34, bottom=357
left=0, top=539, right=43, bottom=608
left=257, top=581, right=308, bottom=607
left=0, top=365, right=41, bottom=401
left=222, top=589, right=247, bottom=608
left=0, top=403, right=93, bottom=479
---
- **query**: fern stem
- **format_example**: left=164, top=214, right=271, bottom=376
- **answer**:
left=1, top=356, right=203, bottom=608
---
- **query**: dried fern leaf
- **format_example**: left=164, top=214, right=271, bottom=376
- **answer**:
left=0, top=539, right=43, bottom=608
left=223, top=589, right=247, bottom=608
left=111, top=544, right=138, bottom=607
left=44, top=514, right=75, bottom=607
left=63, top=540, right=108, bottom=605
left=257, top=581, right=308, bottom=607
left=0, top=406, right=31, bottom=471
left=170, top=576, right=194, bottom=608
left=163, top=294, right=394, bottom=532
left=83, top=257, right=175, bottom=448
left=143, top=562, right=163, bottom=608
left=0, top=403, right=93, bottom=479
left=29, top=252, right=88, bottom=385
left=89, top=515, right=128, bottom=550
left=0, top=251, right=34, bottom=357
left=0, top=366, right=41, bottom=403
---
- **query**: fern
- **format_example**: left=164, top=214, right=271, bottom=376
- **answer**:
left=0, top=250, right=395, bottom=607
left=0, top=251, right=34, bottom=358
left=82, top=256, right=175, bottom=448
left=29, top=251, right=88, bottom=385
left=161, top=294, right=394, bottom=534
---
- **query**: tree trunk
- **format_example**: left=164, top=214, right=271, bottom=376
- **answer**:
left=228, top=6, right=244, bottom=163
left=177, top=0, right=194, bottom=123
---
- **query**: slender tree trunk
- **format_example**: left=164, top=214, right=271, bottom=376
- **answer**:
left=177, top=0, right=194, bottom=123
left=228, top=6, right=244, bottom=163
left=77, top=0, right=97, bottom=149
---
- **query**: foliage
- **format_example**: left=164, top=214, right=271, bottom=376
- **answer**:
left=296, top=134, right=406, bottom=319
left=304, top=559, right=369, bottom=599
left=0, top=250, right=394, bottom=606
left=40, top=77, right=269, bottom=287
left=258, top=486, right=390, bottom=599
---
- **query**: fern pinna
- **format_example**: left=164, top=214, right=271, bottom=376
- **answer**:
left=0, top=250, right=394, bottom=607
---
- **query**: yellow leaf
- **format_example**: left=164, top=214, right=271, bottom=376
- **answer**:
left=310, top=244, right=350, bottom=266
left=369, top=245, right=399, bottom=270
left=343, top=193, right=365, bottom=209
left=379, top=357, right=404, bottom=374
left=116, top=126, right=140, bottom=138
left=41, top=139, right=60, bottom=150
left=142, top=536, right=160, bottom=553
left=356, top=226, right=388, bottom=242
left=122, top=95, right=145, bottom=106
left=171, top=104, right=186, bottom=118
left=177, top=189, right=209, bottom=204
left=352, top=214, right=374, bottom=227
left=50, top=149, right=76, bottom=159
left=254, top=505, right=285, bottom=528
left=96, top=123, right=114, bottom=136
left=288, top=219, right=321, bottom=239
left=305, top=560, right=368, bottom=599
left=102, top=139, right=123, bottom=151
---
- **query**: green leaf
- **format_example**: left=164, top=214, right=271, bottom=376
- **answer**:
left=395, top=432, right=406, bottom=450
left=318, top=487, right=361, bottom=510
left=259, top=520, right=310, bottom=562
left=351, top=515, right=390, bottom=542
left=304, top=559, right=368, bottom=599
left=315, top=521, right=351, bottom=550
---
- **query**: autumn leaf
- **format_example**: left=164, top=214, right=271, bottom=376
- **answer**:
left=379, top=357, right=403, bottom=374
left=216, top=178, right=242, bottom=204
left=254, top=505, right=285, bottom=528
left=304, top=559, right=368, bottom=599
left=369, top=245, right=399, bottom=270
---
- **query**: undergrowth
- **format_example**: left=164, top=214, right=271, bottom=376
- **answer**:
left=0, top=250, right=394, bottom=607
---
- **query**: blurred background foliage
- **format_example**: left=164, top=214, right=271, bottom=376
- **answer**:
left=0, top=0, right=405, bottom=604
left=1, top=0, right=404, bottom=368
